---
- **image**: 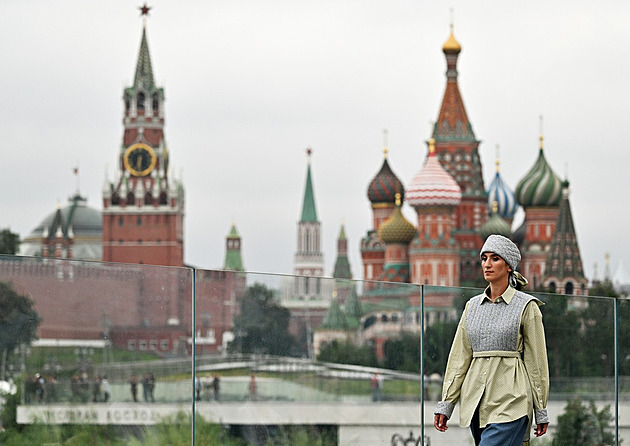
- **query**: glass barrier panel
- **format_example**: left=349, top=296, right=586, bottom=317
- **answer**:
left=1, top=254, right=624, bottom=446
left=539, top=292, right=616, bottom=446
left=422, top=285, right=482, bottom=445
left=0, top=255, right=194, bottom=443
left=422, top=286, right=618, bottom=446
left=193, top=271, right=424, bottom=445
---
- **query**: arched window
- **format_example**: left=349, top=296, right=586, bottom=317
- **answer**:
left=137, top=92, right=145, bottom=110
left=548, top=281, right=557, bottom=293
left=126, top=192, right=135, bottom=205
left=564, top=282, right=574, bottom=295
left=144, top=192, right=153, bottom=205
left=152, top=93, right=159, bottom=114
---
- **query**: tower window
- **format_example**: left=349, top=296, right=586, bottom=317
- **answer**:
left=118, top=217, right=124, bottom=226
left=137, top=92, right=145, bottom=110
left=565, top=282, right=574, bottom=295
left=152, top=93, right=159, bottom=114
left=137, top=216, right=142, bottom=226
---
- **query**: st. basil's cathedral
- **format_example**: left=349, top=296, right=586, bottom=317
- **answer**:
left=358, top=28, right=588, bottom=296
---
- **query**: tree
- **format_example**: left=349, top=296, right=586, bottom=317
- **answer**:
left=228, top=283, right=296, bottom=356
left=317, top=339, right=378, bottom=367
left=0, top=228, right=20, bottom=255
left=539, top=294, right=583, bottom=378
left=383, top=332, right=421, bottom=373
left=423, top=320, right=458, bottom=375
left=552, top=398, right=614, bottom=445
left=0, top=282, right=40, bottom=379
left=578, top=282, right=618, bottom=377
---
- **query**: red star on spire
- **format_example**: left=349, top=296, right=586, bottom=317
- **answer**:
left=139, top=3, right=152, bottom=16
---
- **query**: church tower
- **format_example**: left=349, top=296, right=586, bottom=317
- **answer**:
left=514, top=134, right=563, bottom=289
left=431, top=27, right=487, bottom=285
left=407, top=139, right=462, bottom=287
left=293, top=149, right=324, bottom=299
left=332, top=224, right=352, bottom=280
left=361, top=136, right=405, bottom=283
left=224, top=224, right=245, bottom=271
left=102, top=11, right=184, bottom=267
left=542, top=180, right=588, bottom=295
left=377, top=193, right=416, bottom=283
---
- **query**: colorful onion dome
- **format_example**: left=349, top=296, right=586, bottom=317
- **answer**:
left=515, top=135, right=562, bottom=207
left=480, top=202, right=512, bottom=240
left=378, top=194, right=416, bottom=244
left=367, top=148, right=405, bottom=204
left=442, top=28, right=462, bottom=55
left=487, top=159, right=518, bottom=219
left=406, top=139, right=462, bottom=207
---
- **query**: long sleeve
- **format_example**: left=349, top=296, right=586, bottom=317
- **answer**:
left=435, top=302, right=473, bottom=419
left=522, top=301, right=550, bottom=424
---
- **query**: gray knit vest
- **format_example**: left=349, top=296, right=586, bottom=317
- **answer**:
left=466, top=291, right=537, bottom=353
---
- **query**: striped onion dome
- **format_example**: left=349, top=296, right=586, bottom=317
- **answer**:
left=407, top=139, right=461, bottom=207
left=515, top=136, right=562, bottom=207
left=480, top=202, right=512, bottom=240
left=378, top=194, right=416, bottom=244
left=367, top=149, right=405, bottom=205
left=487, top=159, right=518, bottom=219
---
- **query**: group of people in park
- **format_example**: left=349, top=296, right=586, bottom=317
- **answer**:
left=195, top=373, right=221, bottom=401
left=129, top=373, right=156, bottom=402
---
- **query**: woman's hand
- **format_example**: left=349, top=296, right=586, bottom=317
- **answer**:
left=534, top=423, right=548, bottom=437
left=434, top=413, right=449, bottom=432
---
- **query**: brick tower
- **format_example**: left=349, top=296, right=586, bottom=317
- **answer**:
left=102, top=15, right=184, bottom=267
left=431, top=27, right=487, bottom=286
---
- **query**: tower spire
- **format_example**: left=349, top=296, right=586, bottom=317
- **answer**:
left=134, top=7, right=155, bottom=90
left=433, top=26, right=473, bottom=143
left=300, top=148, right=318, bottom=222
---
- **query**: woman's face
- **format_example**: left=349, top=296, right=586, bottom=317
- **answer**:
left=481, top=252, right=512, bottom=284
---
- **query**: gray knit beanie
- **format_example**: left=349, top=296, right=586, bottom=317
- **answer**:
left=480, top=234, right=521, bottom=270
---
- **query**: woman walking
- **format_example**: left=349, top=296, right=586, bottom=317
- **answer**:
left=434, top=234, right=549, bottom=445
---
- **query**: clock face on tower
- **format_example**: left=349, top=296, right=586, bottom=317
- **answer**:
left=123, top=143, right=157, bottom=176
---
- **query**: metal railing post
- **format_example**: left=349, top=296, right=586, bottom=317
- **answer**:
left=192, top=269, right=196, bottom=446
left=420, top=284, right=425, bottom=444
left=615, top=297, right=619, bottom=446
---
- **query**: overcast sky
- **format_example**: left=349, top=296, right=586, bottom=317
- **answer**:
left=1, top=1, right=628, bottom=283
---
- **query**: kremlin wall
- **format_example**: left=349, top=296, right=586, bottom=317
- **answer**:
left=1, top=18, right=591, bottom=359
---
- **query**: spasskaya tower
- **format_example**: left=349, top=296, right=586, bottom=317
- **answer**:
left=102, top=6, right=184, bottom=267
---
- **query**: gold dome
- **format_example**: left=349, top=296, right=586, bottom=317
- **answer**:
left=378, top=194, right=416, bottom=244
left=442, top=31, right=462, bottom=55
